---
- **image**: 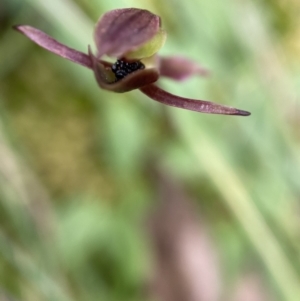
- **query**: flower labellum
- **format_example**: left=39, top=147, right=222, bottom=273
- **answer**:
left=13, top=8, right=250, bottom=116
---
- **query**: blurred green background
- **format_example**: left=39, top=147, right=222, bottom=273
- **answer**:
left=1, top=0, right=300, bottom=300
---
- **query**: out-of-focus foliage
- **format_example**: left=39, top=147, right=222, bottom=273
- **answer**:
left=1, top=0, right=300, bottom=301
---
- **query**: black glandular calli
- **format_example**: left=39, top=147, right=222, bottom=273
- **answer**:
left=111, top=59, right=145, bottom=81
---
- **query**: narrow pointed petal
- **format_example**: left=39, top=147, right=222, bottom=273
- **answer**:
left=89, top=48, right=159, bottom=93
left=13, top=25, right=92, bottom=69
left=159, top=56, right=209, bottom=81
left=140, top=84, right=251, bottom=116
left=94, top=8, right=161, bottom=58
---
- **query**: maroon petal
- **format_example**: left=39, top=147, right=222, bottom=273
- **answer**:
left=140, top=84, right=251, bottom=116
left=94, top=8, right=161, bottom=58
left=159, top=55, right=209, bottom=81
left=89, top=47, right=159, bottom=93
left=13, top=25, right=92, bottom=69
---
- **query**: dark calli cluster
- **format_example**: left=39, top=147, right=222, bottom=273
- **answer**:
left=111, top=59, right=145, bottom=81
left=13, top=8, right=250, bottom=116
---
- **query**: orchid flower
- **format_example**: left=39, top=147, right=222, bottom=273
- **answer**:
left=14, top=8, right=250, bottom=116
